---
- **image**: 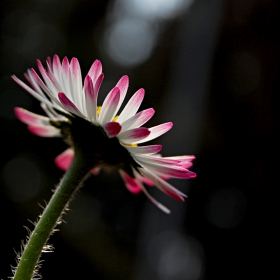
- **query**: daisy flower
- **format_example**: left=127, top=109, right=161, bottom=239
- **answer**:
left=12, top=55, right=196, bottom=213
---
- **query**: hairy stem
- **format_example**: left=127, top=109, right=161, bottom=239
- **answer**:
left=13, top=151, right=93, bottom=280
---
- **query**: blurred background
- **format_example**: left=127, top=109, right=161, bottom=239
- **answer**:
left=0, top=0, right=278, bottom=279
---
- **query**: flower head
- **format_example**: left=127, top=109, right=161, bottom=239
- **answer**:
left=12, top=55, right=196, bottom=213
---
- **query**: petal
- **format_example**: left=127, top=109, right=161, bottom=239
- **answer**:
left=40, top=103, right=62, bottom=120
left=58, top=92, right=84, bottom=118
left=14, top=107, right=61, bottom=137
left=46, top=61, right=63, bottom=93
left=118, top=127, right=150, bottom=144
left=30, top=69, right=63, bottom=110
left=180, top=161, right=193, bottom=169
left=55, top=148, right=74, bottom=171
left=151, top=166, right=195, bottom=179
left=99, top=87, right=120, bottom=125
left=135, top=173, right=155, bottom=186
left=166, top=155, right=195, bottom=168
left=94, top=73, right=104, bottom=96
left=14, top=107, right=50, bottom=126
left=88, top=60, right=102, bottom=83
left=30, top=68, right=54, bottom=96
left=134, top=154, right=182, bottom=165
left=92, top=167, right=100, bottom=175
left=69, top=57, right=83, bottom=110
left=104, top=122, right=122, bottom=138
left=136, top=157, right=194, bottom=179
left=137, top=122, right=173, bottom=144
left=131, top=172, right=171, bottom=214
left=61, top=57, right=71, bottom=93
left=120, top=108, right=155, bottom=132
left=165, top=155, right=196, bottom=161
left=139, top=168, right=186, bottom=202
left=119, top=170, right=142, bottom=194
left=141, top=186, right=171, bottom=214
left=52, top=55, right=62, bottom=83
left=84, top=75, right=97, bottom=123
left=46, top=56, right=52, bottom=67
left=122, top=144, right=162, bottom=155
left=115, top=75, right=129, bottom=112
left=117, top=88, right=145, bottom=123
left=28, top=125, right=60, bottom=137
left=37, top=59, right=58, bottom=94
left=25, top=69, right=45, bottom=97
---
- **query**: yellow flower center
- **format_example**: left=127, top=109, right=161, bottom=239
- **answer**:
left=124, top=143, right=138, bottom=147
left=97, top=106, right=102, bottom=116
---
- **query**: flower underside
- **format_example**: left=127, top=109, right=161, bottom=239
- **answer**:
left=52, top=113, right=138, bottom=177
left=13, top=55, right=196, bottom=213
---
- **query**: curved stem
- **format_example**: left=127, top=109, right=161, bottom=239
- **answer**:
left=13, top=151, right=93, bottom=280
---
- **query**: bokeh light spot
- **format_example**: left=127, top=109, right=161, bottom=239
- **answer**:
left=122, top=0, right=194, bottom=20
left=147, top=231, right=204, bottom=280
left=104, top=18, right=157, bottom=67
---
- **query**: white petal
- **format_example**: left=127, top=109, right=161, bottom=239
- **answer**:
left=118, top=127, right=150, bottom=144
left=122, top=144, right=162, bottom=155
left=88, top=60, right=102, bottom=83
left=99, top=87, right=120, bottom=125
left=132, top=171, right=171, bottom=214
left=69, top=58, right=84, bottom=112
left=120, top=108, right=155, bottom=132
left=117, top=88, right=145, bottom=123
left=58, top=92, right=85, bottom=118
left=28, top=125, right=60, bottom=137
left=137, top=122, right=173, bottom=144
left=84, top=75, right=98, bottom=123
left=30, top=69, right=63, bottom=110
left=139, top=167, right=186, bottom=201
left=115, top=75, right=129, bottom=113
left=52, top=55, right=62, bottom=84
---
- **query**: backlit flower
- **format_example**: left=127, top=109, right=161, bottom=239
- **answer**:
left=12, top=55, right=196, bottom=213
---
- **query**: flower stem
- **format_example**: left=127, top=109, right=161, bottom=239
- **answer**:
left=13, top=151, right=93, bottom=280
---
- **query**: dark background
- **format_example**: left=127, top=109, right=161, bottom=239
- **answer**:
left=0, top=0, right=278, bottom=279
